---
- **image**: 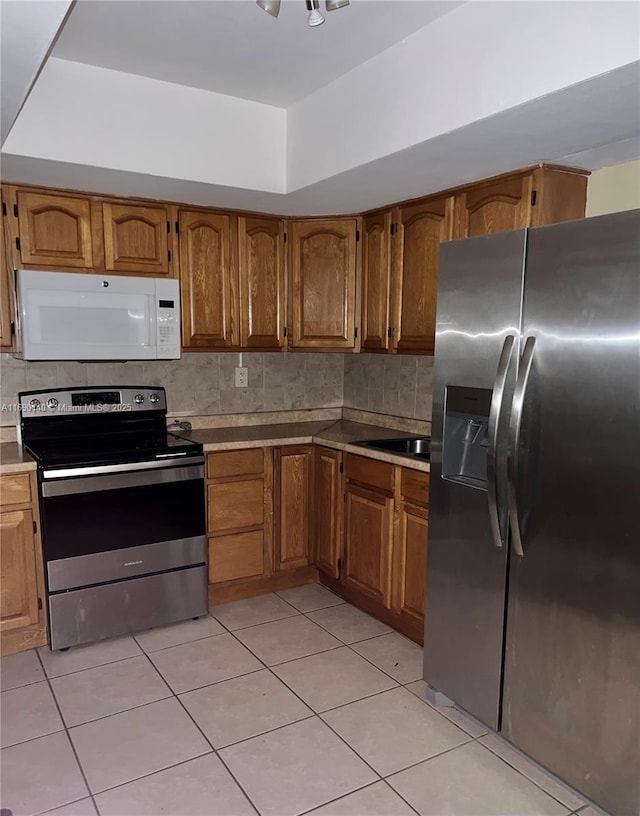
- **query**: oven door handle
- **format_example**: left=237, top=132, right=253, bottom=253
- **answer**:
left=42, top=454, right=204, bottom=480
left=41, top=462, right=204, bottom=497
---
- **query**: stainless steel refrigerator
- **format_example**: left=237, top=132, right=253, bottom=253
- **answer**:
left=423, top=209, right=640, bottom=816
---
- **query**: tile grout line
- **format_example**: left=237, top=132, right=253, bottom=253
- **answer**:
left=134, top=648, right=262, bottom=816
left=476, top=737, right=589, bottom=813
left=223, top=625, right=392, bottom=806
left=32, top=647, right=101, bottom=816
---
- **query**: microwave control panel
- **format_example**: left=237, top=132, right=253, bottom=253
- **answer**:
left=155, top=280, right=181, bottom=359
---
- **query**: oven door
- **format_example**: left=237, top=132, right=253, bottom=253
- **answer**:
left=39, top=456, right=206, bottom=591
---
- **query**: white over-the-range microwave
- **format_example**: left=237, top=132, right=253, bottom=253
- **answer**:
left=14, top=269, right=181, bottom=361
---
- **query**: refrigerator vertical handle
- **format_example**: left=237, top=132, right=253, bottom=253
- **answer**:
left=508, top=335, right=536, bottom=557
left=487, top=334, right=515, bottom=548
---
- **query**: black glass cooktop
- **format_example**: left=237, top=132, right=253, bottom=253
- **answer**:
left=24, top=431, right=201, bottom=469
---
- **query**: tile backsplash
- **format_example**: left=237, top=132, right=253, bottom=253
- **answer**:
left=343, top=353, right=434, bottom=421
left=0, top=351, right=433, bottom=427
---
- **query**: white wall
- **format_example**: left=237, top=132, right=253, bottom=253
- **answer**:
left=287, top=1, right=640, bottom=191
left=3, top=59, right=287, bottom=193
left=586, top=161, right=640, bottom=216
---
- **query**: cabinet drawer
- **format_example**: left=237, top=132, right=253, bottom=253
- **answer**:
left=207, top=479, right=264, bottom=533
left=400, top=469, right=430, bottom=507
left=345, top=454, right=394, bottom=493
left=207, top=449, right=264, bottom=480
left=0, top=474, right=32, bottom=507
left=209, top=530, right=264, bottom=584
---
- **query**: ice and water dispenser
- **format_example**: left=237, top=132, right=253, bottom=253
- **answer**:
left=441, top=386, right=492, bottom=490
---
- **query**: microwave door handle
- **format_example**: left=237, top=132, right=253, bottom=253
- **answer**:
left=149, top=291, right=158, bottom=351
left=487, top=335, right=515, bottom=549
left=507, top=335, right=536, bottom=557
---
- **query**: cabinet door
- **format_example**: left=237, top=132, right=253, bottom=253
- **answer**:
left=1, top=220, right=13, bottom=349
left=275, top=446, right=313, bottom=570
left=391, top=196, right=454, bottom=355
left=16, top=190, right=93, bottom=268
left=290, top=219, right=358, bottom=350
left=314, top=447, right=343, bottom=579
left=0, top=510, right=39, bottom=632
left=239, top=216, right=285, bottom=350
left=361, top=211, right=392, bottom=352
left=103, top=201, right=170, bottom=274
left=453, top=174, right=533, bottom=239
left=345, top=483, right=393, bottom=606
left=394, top=502, right=428, bottom=625
left=179, top=210, right=236, bottom=348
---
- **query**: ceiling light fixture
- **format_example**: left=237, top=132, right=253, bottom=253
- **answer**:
left=256, top=0, right=280, bottom=18
left=306, top=0, right=325, bottom=27
left=256, top=0, right=349, bottom=27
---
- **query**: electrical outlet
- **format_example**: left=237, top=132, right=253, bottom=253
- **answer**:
left=235, top=366, right=248, bottom=388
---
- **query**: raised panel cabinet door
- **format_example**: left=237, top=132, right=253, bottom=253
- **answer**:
left=392, top=197, right=454, bottom=355
left=345, top=483, right=393, bottom=606
left=16, top=190, right=93, bottom=268
left=290, top=219, right=358, bottom=350
left=179, top=210, right=236, bottom=348
left=103, top=201, right=170, bottom=274
left=395, top=502, right=428, bottom=625
left=239, top=216, right=285, bottom=350
left=453, top=173, right=533, bottom=239
left=0, top=510, right=39, bottom=632
left=275, top=446, right=313, bottom=571
left=314, top=447, right=343, bottom=579
left=361, top=211, right=392, bottom=352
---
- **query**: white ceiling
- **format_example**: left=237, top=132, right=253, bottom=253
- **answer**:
left=52, top=0, right=462, bottom=107
left=0, top=0, right=72, bottom=142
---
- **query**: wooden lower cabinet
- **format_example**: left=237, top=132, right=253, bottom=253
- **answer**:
left=321, top=454, right=429, bottom=644
left=206, top=449, right=268, bottom=586
left=314, top=447, right=343, bottom=579
left=344, top=483, right=393, bottom=606
left=394, top=498, right=429, bottom=629
left=0, top=471, right=47, bottom=656
left=274, top=446, right=314, bottom=571
left=206, top=446, right=318, bottom=606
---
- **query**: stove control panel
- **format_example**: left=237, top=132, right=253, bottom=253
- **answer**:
left=19, top=387, right=167, bottom=418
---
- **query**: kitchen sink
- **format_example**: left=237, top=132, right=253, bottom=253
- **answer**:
left=356, top=437, right=431, bottom=461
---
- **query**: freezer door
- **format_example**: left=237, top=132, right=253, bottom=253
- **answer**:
left=424, top=229, right=526, bottom=729
left=503, top=209, right=640, bottom=816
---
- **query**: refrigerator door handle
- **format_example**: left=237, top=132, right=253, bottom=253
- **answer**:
left=508, top=335, right=536, bottom=556
left=487, top=334, right=516, bottom=548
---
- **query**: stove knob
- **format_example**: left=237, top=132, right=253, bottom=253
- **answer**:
left=149, top=393, right=160, bottom=404
left=28, top=398, right=41, bottom=411
left=47, top=398, right=59, bottom=409
left=134, top=394, right=145, bottom=404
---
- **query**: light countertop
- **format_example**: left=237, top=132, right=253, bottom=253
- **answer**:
left=188, top=419, right=430, bottom=472
left=0, top=443, right=37, bottom=474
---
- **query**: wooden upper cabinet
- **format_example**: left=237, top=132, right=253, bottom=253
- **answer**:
left=314, top=447, right=343, bottom=579
left=453, top=173, right=533, bottom=238
left=15, top=190, right=93, bottom=269
left=454, top=168, right=588, bottom=239
left=1, top=220, right=13, bottom=350
left=361, top=211, right=392, bottom=352
left=179, top=210, right=237, bottom=349
left=274, top=446, right=313, bottom=571
left=102, top=201, right=170, bottom=275
left=391, top=196, right=454, bottom=355
left=289, top=219, right=358, bottom=351
left=239, top=216, right=285, bottom=350
left=0, top=509, right=39, bottom=633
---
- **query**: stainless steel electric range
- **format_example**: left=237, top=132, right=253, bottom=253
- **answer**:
left=19, top=386, right=208, bottom=651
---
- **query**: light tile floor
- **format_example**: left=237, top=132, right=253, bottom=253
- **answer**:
left=0, top=584, right=601, bottom=816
